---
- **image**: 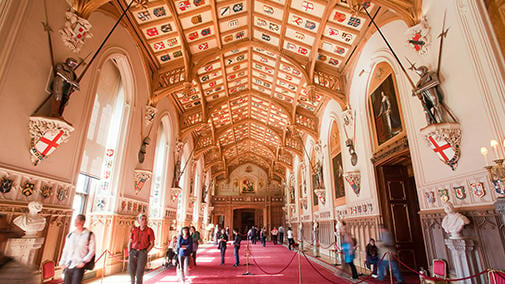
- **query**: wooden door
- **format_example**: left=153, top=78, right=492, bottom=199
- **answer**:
left=378, top=165, right=427, bottom=270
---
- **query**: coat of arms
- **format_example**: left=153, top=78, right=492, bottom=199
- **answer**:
left=405, top=16, right=431, bottom=55
left=453, top=186, right=466, bottom=200
left=40, top=184, right=53, bottom=199
left=22, top=182, right=35, bottom=197
left=438, top=188, right=449, bottom=203
left=29, top=117, right=74, bottom=166
left=57, top=188, right=69, bottom=201
left=0, top=178, right=13, bottom=193
left=344, top=171, right=361, bottom=196
left=493, top=179, right=505, bottom=195
left=425, top=191, right=435, bottom=204
left=58, top=10, right=93, bottom=53
left=470, top=182, right=485, bottom=198
left=420, top=124, right=461, bottom=171
left=134, top=169, right=152, bottom=194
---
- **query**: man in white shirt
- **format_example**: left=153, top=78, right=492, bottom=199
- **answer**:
left=60, top=214, right=96, bottom=284
left=287, top=227, right=295, bottom=250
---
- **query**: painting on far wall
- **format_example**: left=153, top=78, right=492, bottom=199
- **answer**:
left=332, top=153, right=345, bottom=199
left=241, top=178, right=255, bottom=194
left=369, top=74, right=403, bottom=146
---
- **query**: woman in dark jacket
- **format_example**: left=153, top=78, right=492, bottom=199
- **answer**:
left=176, top=227, right=193, bottom=282
left=217, top=228, right=228, bottom=264
left=366, top=238, right=379, bottom=276
left=233, top=228, right=241, bottom=267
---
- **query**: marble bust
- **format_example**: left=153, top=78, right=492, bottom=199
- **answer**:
left=13, top=201, right=46, bottom=238
left=441, top=201, right=470, bottom=239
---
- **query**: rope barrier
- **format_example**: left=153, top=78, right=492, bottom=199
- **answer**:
left=95, top=249, right=112, bottom=263
left=301, top=251, right=340, bottom=284
left=388, top=251, right=489, bottom=282
left=248, top=246, right=298, bottom=275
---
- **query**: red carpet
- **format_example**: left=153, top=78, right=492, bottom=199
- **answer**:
left=145, top=241, right=356, bottom=284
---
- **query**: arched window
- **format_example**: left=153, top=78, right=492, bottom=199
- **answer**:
left=149, top=116, right=171, bottom=219
left=76, top=57, right=131, bottom=217
left=329, top=120, right=345, bottom=203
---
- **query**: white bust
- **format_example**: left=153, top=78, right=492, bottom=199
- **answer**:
left=441, top=201, right=470, bottom=239
left=13, top=201, right=46, bottom=237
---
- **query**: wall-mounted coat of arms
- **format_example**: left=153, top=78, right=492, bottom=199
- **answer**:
left=29, top=116, right=74, bottom=166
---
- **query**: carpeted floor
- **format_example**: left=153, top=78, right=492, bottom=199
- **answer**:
left=144, top=241, right=357, bottom=284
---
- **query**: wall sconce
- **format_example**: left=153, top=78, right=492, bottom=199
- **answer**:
left=480, top=139, right=505, bottom=195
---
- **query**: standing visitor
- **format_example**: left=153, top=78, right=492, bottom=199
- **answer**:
left=164, top=235, right=178, bottom=268
left=260, top=227, right=267, bottom=247
left=233, top=228, right=241, bottom=267
left=249, top=226, right=257, bottom=244
left=287, top=227, right=295, bottom=250
left=271, top=227, right=279, bottom=245
left=342, top=233, right=358, bottom=281
left=190, top=226, right=200, bottom=266
left=217, top=228, right=228, bottom=264
left=60, top=214, right=96, bottom=284
left=213, top=224, right=220, bottom=244
left=366, top=238, right=379, bottom=277
left=278, top=225, right=284, bottom=244
left=225, top=226, right=230, bottom=238
left=377, top=226, right=404, bottom=283
left=176, top=226, right=193, bottom=283
left=128, top=214, right=155, bottom=284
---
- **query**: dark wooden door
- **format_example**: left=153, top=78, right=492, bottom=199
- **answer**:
left=378, top=165, right=427, bottom=271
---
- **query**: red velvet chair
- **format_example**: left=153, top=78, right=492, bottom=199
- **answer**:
left=118, top=247, right=129, bottom=272
left=41, top=260, right=63, bottom=284
left=489, top=269, right=505, bottom=284
left=422, top=259, right=448, bottom=284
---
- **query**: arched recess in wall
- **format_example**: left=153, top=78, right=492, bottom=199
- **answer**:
left=367, top=61, right=406, bottom=152
left=327, top=119, right=345, bottom=206
left=149, top=115, right=172, bottom=219
left=76, top=51, right=134, bottom=219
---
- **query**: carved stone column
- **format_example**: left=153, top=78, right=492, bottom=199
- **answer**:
left=494, top=197, right=505, bottom=228
left=444, top=239, right=482, bottom=284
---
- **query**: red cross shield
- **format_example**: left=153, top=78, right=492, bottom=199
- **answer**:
left=427, top=135, right=457, bottom=170
left=34, top=130, right=64, bottom=157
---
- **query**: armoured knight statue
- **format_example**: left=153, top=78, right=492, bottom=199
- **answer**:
left=50, top=58, right=80, bottom=117
left=412, top=66, right=455, bottom=125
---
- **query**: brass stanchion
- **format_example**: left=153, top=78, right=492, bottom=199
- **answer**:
left=101, top=251, right=107, bottom=284
left=389, top=252, right=393, bottom=284
left=298, top=247, right=302, bottom=284
left=242, top=241, right=254, bottom=275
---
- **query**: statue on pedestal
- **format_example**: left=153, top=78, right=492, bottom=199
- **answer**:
left=441, top=201, right=470, bottom=239
left=12, top=202, right=46, bottom=238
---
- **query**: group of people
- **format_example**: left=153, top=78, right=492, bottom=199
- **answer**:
left=341, top=225, right=404, bottom=283
left=0, top=211, right=406, bottom=284
left=246, top=225, right=285, bottom=246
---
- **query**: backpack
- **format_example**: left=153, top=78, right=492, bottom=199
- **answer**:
left=83, top=231, right=95, bottom=270
left=67, top=230, right=95, bottom=270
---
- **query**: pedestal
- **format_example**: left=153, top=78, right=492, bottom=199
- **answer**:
left=494, top=197, right=505, bottom=228
left=5, top=237, right=44, bottom=267
left=313, top=232, right=320, bottom=257
left=313, top=242, right=320, bottom=257
left=444, top=238, right=481, bottom=284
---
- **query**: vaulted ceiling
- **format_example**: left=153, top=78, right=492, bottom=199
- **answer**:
left=76, top=0, right=421, bottom=181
